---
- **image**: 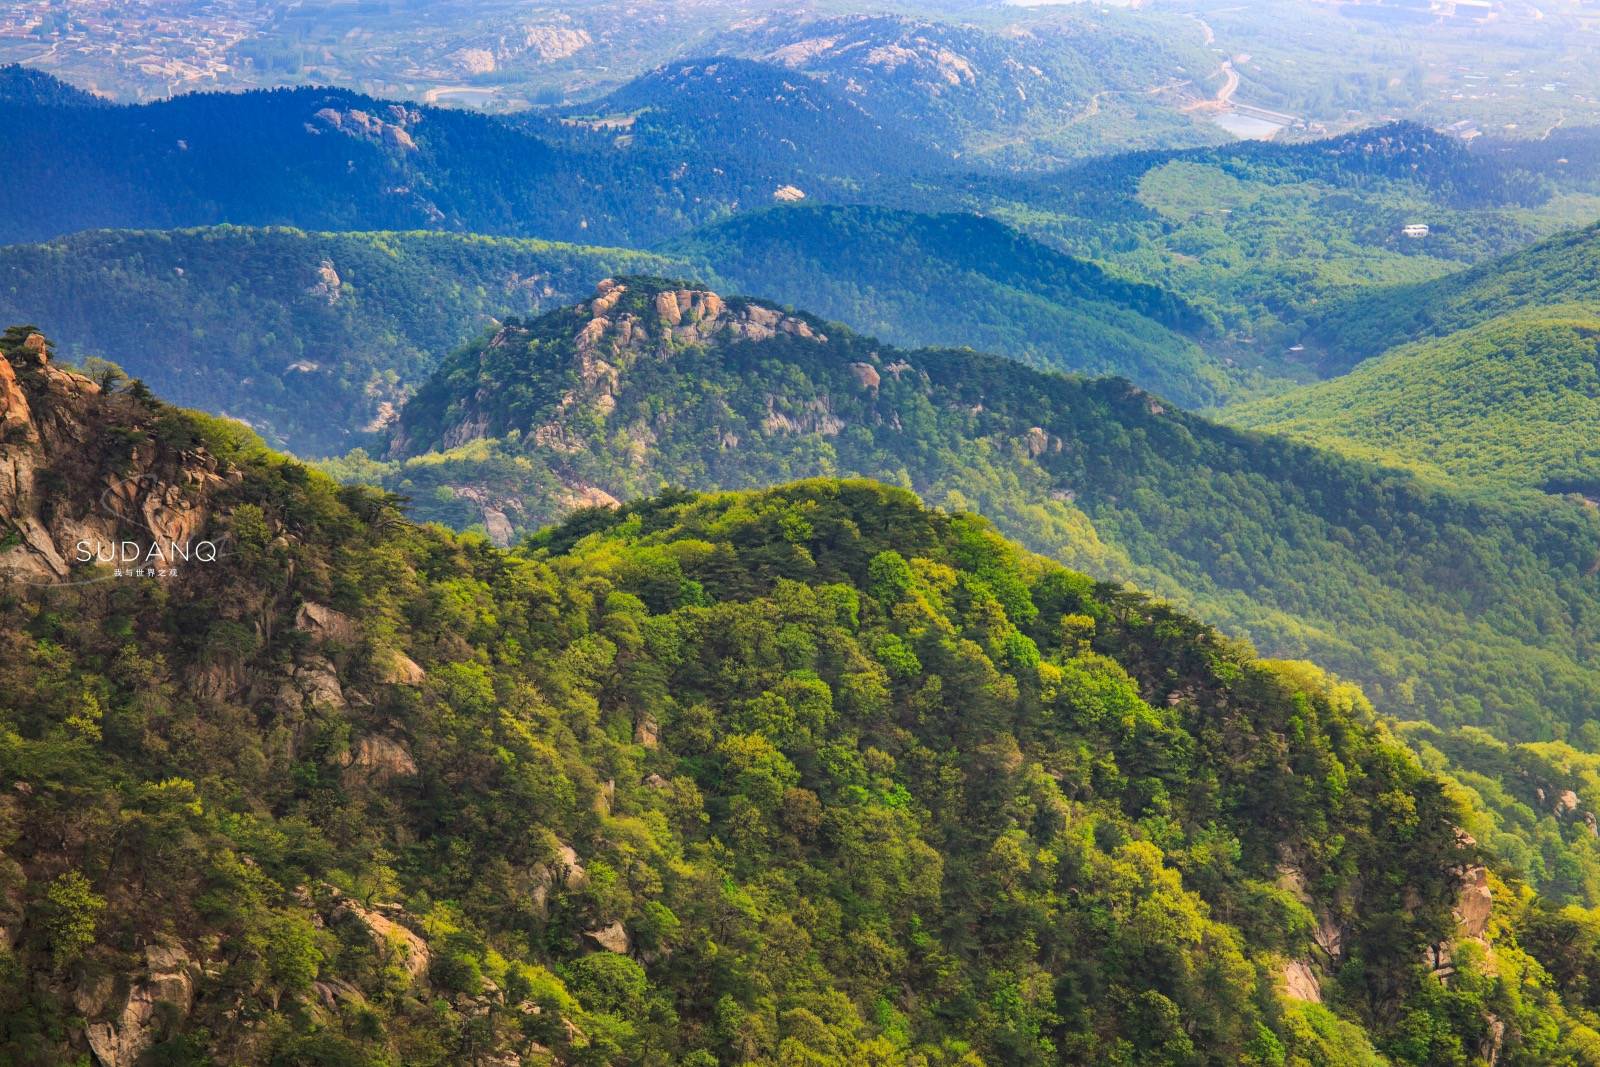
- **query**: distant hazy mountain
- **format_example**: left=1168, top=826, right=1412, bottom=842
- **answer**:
left=0, top=227, right=688, bottom=453
left=708, top=10, right=1226, bottom=164
left=551, top=56, right=949, bottom=181
left=0, top=78, right=886, bottom=247
left=669, top=204, right=1230, bottom=407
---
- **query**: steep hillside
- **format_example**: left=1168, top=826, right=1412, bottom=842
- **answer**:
left=710, top=10, right=1226, bottom=165
left=0, top=82, right=877, bottom=248
left=0, top=63, right=106, bottom=108
left=553, top=57, right=947, bottom=182
left=0, top=227, right=688, bottom=455
left=944, top=123, right=1566, bottom=345
left=333, top=279, right=1600, bottom=743
left=668, top=205, right=1231, bottom=407
left=1225, top=309, right=1600, bottom=492
left=6, top=326, right=1583, bottom=1064
left=1306, top=221, right=1600, bottom=375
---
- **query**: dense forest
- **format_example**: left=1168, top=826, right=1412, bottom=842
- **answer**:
left=543, top=58, right=949, bottom=184
left=666, top=205, right=1229, bottom=408
left=322, top=279, right=1600, bottom=748
left=1225, top=308, right=1600, bottom=493
left=1305, top=221, right=1600, bottom=374
left=4, top=68, right=1588, bottom=362
left=0, top=227, right=687, bottom=454
left=5, top=327, right=1600, bottom=1065
left=0, top=79, right=906, bottom=248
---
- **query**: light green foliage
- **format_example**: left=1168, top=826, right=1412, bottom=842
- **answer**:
left=1, top=384, right=1563, bottom=1064
left=338, top=279, right=1600, bottom=741
left=38, top=871, right=105, bottom=971
left=1226, top=309, right=1600, bottom=492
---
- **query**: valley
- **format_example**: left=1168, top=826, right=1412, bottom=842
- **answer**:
left=7, top=6, right=1600, bottom=1065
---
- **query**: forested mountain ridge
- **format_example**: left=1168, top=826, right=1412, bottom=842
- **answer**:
left=0, top=63, right=106, bottom=108
left=0, top=227, right=691, bottom=454
left=3, top=324, right=1596, bottom=1065
left=547, top=57, right=949, bottom=183
left=333, top=278, right=1600, bottom=747
left=1224, top=308, right=1600, bottom=493
left=946, top=122, right=1579, bottom=346
left=1303, top=221, right=1600, bottom=375
left=0, top=78, right=892, bottom=248
left=705, top=10, right=1227, bottom=165
left=0, top=211, right=1232, bottom=453
left=667, top=205, right=1232, bottom=408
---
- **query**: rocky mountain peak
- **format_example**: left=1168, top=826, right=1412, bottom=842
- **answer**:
left=389, top=278, right=829, bottom=459
left=0, top=327, right=240, bottom=584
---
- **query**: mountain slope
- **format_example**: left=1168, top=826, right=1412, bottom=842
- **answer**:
left=0, top=227, right=690, bottom=454
left=1224, top=308, right=1600, bottom=492
left=710, top=10, right=1226, bottom=165
left=946, top=122, right=1565, bottom=346
left=553, top=57, right=948, bottom=183
left=0, top=82, right=867, bottom=248
left=2, top=326, right=1571, bottom=1065
left=1306, top=220, right=1600, bottom=375
left=333, top=279, right=1600, bottom=743
left=668, top=205, right=1231, bottom=408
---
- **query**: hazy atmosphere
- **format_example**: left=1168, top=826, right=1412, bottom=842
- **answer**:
left=4, top=2, right=1600, bottom=1065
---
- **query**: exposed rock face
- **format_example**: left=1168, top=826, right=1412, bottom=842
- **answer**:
left=331, top=890, right=431, bottom=981
left=83, top=940, right=200, bottom=1067
left=559, top=484, right=621, bottom=512
left=483, top=507, right=515, bottom=547
left=280, top=655, right=346, bottom=713
left=1455, top=864, right=1493, bottom=940
left=296, top=601, right=360, bottom=644
left=1024, top=426, right=1062, bottom=458
left=382, top=650, right=427, bottom=686
left=1281, top=958, right=1321, bottom=1003
left=306, top=259, right=342, bottom=304
left=313, top=105, right=420, bottom=152
left=0, top=331, right=237, bottom=584
left=1271, top=857, right=1346, bottom=1004
left=635, top=713, right=659, bottom=749
left=848, top=362, right=881, bottom=392
left=529, top=841, right=588, bottom=914
left=340, top=733, right=419, bottom=787
left=0, top=345, right=33, bottom=436
left=397, top=282, right=829, bottom=459
left=585, top=920, right=631, bottom=954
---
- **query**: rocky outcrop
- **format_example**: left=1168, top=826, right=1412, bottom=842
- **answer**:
left=329, top=889, right=431, bottom=981
left=391, top=281, right=831, bottom=460
left=381, top=649, right=426, bottom=686
left=306, top=259, right=342, bottom=304
left=585, top=920, right=630, bottom=954
left=1024, top=426, right=1062, bottom=458
left=0, top=331, right=238, bottom=584
left=82, top=940, right=200, bottom=1067
left=1281, top=958, right=1321, bottom=1003
left=528, top=842, right=587, bottom=915
left=295, top=601, right=360, bottom=644
left=312, top=105, right=419, bottom=152
left=339, top=733, right=419, bottom=787
left=635, top=713, right=659, bottom=749
left=279, top=655, right=346, bottom=713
